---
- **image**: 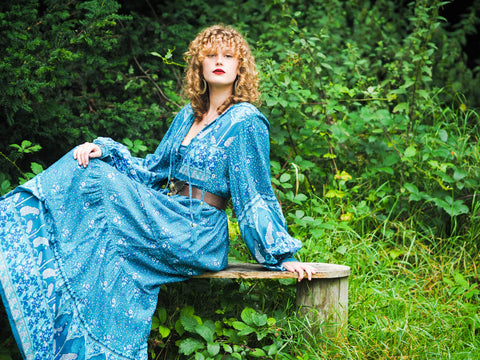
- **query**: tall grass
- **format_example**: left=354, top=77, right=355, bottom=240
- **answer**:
left=272, top=226, right=479, bottom=359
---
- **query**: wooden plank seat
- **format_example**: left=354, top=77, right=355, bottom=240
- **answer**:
left=195, top=262, right=351, bottom=335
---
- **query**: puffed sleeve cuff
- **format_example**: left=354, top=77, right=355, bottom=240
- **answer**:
left=264, top=255, right=298, bottom=271
left=93, top=138, right=112, bottom=161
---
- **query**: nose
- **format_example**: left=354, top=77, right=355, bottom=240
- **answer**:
left=216, top=55, right=223, bottom=65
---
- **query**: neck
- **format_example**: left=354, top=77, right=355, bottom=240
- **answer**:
left=207, top=84, right=233, bottom=114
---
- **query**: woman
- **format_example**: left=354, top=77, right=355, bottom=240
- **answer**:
left=0, top=25, right=316, bottom=360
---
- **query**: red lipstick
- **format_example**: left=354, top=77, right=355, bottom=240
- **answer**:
left=213, top=69, right=225, bottom=74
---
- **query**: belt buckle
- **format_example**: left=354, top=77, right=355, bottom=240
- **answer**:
left=167, top=180, right=186, bottom=196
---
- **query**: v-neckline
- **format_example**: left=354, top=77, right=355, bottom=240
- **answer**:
left=181, top=104, right=234, bottom=147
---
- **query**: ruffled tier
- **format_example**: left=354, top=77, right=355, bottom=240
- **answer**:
left=1, top=152, right=230, bottom=359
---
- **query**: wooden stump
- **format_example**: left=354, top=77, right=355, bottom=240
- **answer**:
left=195, top=262, right=351, bottom=336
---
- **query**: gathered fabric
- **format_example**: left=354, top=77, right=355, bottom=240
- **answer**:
left=0, top=102, right=302, bottom=360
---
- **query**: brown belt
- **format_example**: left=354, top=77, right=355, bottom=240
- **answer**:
left=168, top=180, right=227, bottom=211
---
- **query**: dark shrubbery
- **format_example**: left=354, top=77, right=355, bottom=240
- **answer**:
left=1, top=1, right=479, bottom=358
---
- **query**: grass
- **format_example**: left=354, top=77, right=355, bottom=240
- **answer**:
left=1, top=203, right=479, bottom=360
left=280, top=223, right=480, bottom=360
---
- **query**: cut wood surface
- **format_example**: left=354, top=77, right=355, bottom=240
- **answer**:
left=194, top=262, right=350, bottom=279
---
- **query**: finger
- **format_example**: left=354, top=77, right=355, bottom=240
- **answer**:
left=79, top=147, right=89, bottom=167
left=306, top=267, right=313, bottom=281
left=297, top=268, right=304, bottom=282
left=305, top=265, right=313, bottom=280
left=74, top=144, right=87, bottom=164
left=82, top=151, right=90, bottom=167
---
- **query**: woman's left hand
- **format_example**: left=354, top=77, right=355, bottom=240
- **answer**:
left=73, top=142, right=102, bottom=168
left=282, top=261, right=317, bottom=281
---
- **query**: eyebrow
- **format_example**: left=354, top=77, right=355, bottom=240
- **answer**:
left=203, top=39, right=237, bottom=54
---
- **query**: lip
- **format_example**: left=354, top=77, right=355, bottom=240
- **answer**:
left=213, top=69, right=225, bottom=74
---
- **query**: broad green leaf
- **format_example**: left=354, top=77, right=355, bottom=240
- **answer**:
left=294, top=193, right=308, bottom=202
left=30, top=162, right=43, bottom=175
left=434, top=197, right=469, bottom=217
left=453, top=168, right=467, bottom=181
left=393, top=102, right=409, bottom=113
left=180, top=314, right=202, bottom=332
left=232, top=321, right=255, bottom=336
left=438, top=129, right=448, bottom=142
left=403, top=182, right=419, bottom=194
left=240, top=307, right=256, bottom=326
left=158, top=325, right=171, bottom=338
left=279, top=173, right=291, bottom=183
left=157, top=307, right=167, bottom=323
left=222, top=343, right=233, bottom=353
left=178, top=338, right=204, bottom=355
left=404, top=146, right=417, bottom=158
left=253, top=313, right=268, bottom=327
left=207, top=342, right=220, bottom=356
left=151, top=316, right=159, bottom=329
left=295, top=210, right=305, bottom=219
left=195, top=321, right=215, bottom=343
left=180, top=306, right=195, bottom=317
left=250, top=348, right=267, bottom=357
left=194, top=352, right=205, bottom=360
left=175, top=319, right=184, bottom=336
left=336, top=245, right=348, bottom=255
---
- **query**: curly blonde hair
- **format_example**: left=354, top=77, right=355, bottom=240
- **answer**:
left=183, top=24, right=260, bottom=120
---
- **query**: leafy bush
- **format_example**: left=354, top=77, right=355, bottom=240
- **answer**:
left=1, top=0, right=479, bottom=359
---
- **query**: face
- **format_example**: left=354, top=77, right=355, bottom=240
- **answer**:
left=202, top=44, right=239, bottom=91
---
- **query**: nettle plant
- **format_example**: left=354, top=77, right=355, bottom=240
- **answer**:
left=149, top=306, right=286, bottom=360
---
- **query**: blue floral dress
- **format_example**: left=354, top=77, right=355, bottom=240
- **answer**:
left=0, top=102, right=302, bottom=360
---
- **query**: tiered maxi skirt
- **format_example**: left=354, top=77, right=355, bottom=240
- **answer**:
left=0, top=151, right=229, bottom=360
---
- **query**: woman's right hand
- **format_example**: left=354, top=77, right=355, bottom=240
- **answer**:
left=73, top=142, right=102, bottom=168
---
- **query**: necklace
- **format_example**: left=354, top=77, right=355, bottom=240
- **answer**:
left=199, top=113, right=218, bottom=127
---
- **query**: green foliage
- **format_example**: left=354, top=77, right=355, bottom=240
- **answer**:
left=150, top=305, right=283, bottom=359
left=0, top=140, right=44, bottom=195
left=250, top=0, right=480, bottom=238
